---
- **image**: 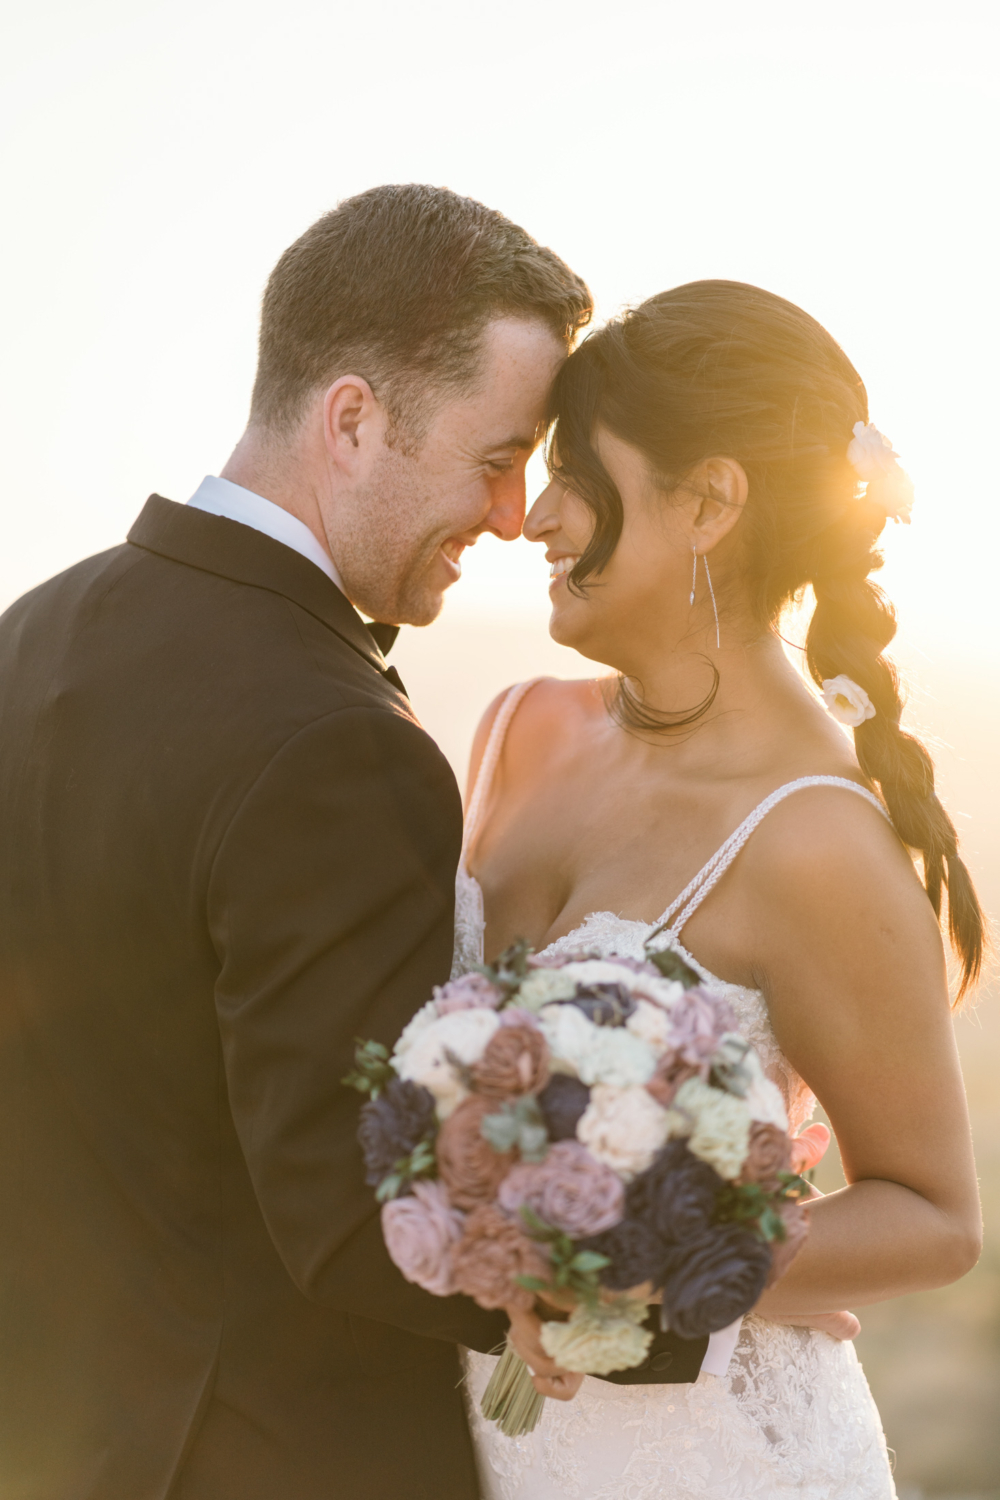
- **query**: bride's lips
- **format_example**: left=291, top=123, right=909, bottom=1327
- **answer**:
left=548, top=554, right=581, bottom=591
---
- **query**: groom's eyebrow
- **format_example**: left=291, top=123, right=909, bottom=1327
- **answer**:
left=489, top=430, right=541, bottom=451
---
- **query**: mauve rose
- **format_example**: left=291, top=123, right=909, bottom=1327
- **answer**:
left=670, top=988, right=738, bottom=1066
left=381, top=1179, right=465, bottom=1296
left=661, top=1223, right=771, bottom=1338
left=472, top=1023, right=550, bottom=1099
left=358, top=1077, right=437, bottom=1187
left=645, top=1054, right=705, bottom=1108
left=765, top=1201, right=810, bottom=1287
left=537, top=1074, right=591, bottom=1141
left=576, top=1217, right=672, bottom=1292
left=451, top=1204, right=550, bottom=1311
left=739, top=1122, right=792, bottom=1191
left=498, top=1140, right=625, bottom=1238
left=626, top=1139, right=722, bottom=1243
left=434, top=972, right=505, bottom=1014
left=436, top=1095, right=515, bottom=1210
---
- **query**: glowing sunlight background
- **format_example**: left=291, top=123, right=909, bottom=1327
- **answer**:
left=2, top=2, right=998, bottom=1493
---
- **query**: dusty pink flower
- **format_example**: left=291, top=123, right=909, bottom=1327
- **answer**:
left=645, top=1055, right=706, bottom=1108
left=498, top=1140, right=625, bottom=1238
left=669, top=987, right=738, bottom=1066
left=381, top=1180, right=465, bottom=1297
left=471, top=1022, right=550, bottom=1100
left=738, top=1122, right=792, bottom=1191
left=451, top=1204, right=550, bottom=1311
left=765, top=1201, right=810, bottom=1288
left=434, top=972, right=505, bottom=1014
left=436, top=1095, right=515, bottom=1210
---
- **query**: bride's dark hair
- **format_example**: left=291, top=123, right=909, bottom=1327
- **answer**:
left=548, top=279, right=985, bottom=996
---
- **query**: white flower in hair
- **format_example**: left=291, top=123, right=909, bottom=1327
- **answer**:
left=822, top=675, right=876, bottom=728
left=847, top=421, right=914, bottom=524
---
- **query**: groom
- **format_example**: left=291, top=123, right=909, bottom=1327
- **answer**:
left=0, top=185, right=591, bottom=1500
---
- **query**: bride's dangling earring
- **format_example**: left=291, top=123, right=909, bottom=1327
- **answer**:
left=703, top=554, right=720, bottom=650
left=690, top=545, right=721, bottom=649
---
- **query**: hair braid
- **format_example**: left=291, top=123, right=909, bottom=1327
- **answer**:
left=806, top=516, right=984, bottom=996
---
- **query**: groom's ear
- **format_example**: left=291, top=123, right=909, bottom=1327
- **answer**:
left=322, top=375, right=383, bottom=473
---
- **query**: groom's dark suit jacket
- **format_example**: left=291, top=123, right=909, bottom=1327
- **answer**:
left=0, top=498, right=508, bottom=1500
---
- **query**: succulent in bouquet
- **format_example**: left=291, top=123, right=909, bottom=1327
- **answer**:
left=344, top=939, right=814, bottom=1436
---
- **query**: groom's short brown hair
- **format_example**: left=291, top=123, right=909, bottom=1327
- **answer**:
left=249, top=184, right=592, bottom=443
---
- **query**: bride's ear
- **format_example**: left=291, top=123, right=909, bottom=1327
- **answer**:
left=686, top=456, right=749, bottom=552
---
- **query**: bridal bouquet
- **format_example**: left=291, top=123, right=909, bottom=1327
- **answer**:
left=344, top=941, right=811, bottom=1435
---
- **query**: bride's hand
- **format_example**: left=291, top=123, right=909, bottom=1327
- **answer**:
left=505, top=1303, right=585, bottom=1401
left=765, top=1309, right=861, bottom=1341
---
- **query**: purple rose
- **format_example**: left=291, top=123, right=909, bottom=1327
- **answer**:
left=434, top=972, right=505, bottom=1014
left=626, top=1140, right=722, bottom=1243
left=381, top=1179, right=465, bottom=1296
left=660, top=1223, right=771, bottom=1338
left=577, top=1218, right=673, bottom=1292
left=537, top=1075, right=591, bottom=1141
left=358, top=1077, right=437, bottom=1187
left=669, top=988, right=738, bottom=1067
left=498, top=1140, right=625, bottom=1238
left=564, top=983, right=638, bottom=1028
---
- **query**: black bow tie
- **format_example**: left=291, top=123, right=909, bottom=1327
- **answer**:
left=367, top=621, right=400, bottom=657
left=365, top=622, right=407, bottom=698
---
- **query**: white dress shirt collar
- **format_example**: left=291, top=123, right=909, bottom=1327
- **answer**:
left=187, top=475, right=346, bottom=595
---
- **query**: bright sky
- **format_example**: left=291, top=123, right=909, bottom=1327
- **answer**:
left=2, top=0, right=997, bottom=657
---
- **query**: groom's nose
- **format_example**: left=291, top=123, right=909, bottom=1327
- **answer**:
left=482, top=468, right=528, bottom=542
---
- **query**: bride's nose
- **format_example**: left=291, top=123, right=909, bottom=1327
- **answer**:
left=523, top=480, right=562, bottom=542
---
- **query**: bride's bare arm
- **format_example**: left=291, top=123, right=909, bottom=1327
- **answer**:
left=740, top=790, right=982, bottom=1318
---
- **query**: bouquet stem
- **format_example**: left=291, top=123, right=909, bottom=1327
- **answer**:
left=480, top=1337, right=545, bottom=1436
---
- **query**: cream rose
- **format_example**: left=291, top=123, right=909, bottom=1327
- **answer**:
left=668, top=1077, right=752, bottom=1181
left=821, top=675, right=875, bottom=728
left=394, top=1008, right=500, bottom=1118
left=626, top=999, right=674, bottom=1054
left=540, top=1299, right=652, bottom=1376
left=517, top=969, right=578, bottom=1013
left=576, top=1083, right=672, bottom=1180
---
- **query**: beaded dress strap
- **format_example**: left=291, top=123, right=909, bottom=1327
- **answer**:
left=462, top=679, right=543, bottom=863
left=652, top=776, right=890, bottom=941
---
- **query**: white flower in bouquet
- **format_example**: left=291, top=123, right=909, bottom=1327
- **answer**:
left=577, top=1083, right=672, bottom=1179
left=744, top=1071, right=790, bottom=1133
left=540, top=1298, right=652, bottom=1376
left=557, top=959, right=648, bottom=989
left=517, top=968, right=578, bottom=1013
left=626, top=998, right=675, bottom=1053
left=539, top=1005, right=656, bottom=1087
left=394, top=1008, right=500, bottom=1117
left=391, top=999, right=440, bottom=1062
left=667, top=1077, right=752, bottom=1181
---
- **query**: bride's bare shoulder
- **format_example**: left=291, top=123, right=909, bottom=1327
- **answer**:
left=465, top=676, right=607, bottom=801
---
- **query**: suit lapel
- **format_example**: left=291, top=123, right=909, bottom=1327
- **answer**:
left=128, top=496, right=391, bottom=678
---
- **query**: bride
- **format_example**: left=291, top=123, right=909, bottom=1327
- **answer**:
left=453, top=281, right=984, bottom=1499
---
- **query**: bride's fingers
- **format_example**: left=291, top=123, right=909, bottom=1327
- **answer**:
left=789, top=1123, right=831, bottom=1175
left=767, top=1308, right=860, bottom=1341
left=531, top=1369, right=585, bottom=1401
left=505, top=1304, right=582, bottom=1393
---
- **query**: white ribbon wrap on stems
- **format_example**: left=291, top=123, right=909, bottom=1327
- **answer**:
left=699, top=1316, right=744, bottom=1378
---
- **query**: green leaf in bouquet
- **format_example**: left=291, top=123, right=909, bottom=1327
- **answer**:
left=342, top=1038, right=394, bottom=1098
left=775, top=1170, right=812, bottom=1203
left=374, top=1136, right=437, bottom=1203
left=708, top=1034, right=755, bottom=1097
left=643, top=944, right=702, bottom=989
left=714, top=1180, right=771, bottom=1227
left=475, top=936, right=536, bottom=997
left=570, top=1250, right=612, bottom=1274
left=758, top=1204, right=787, bottom=1242
left=517, top=1207, right=608, bottom=1310
left=481, top=1097, right=549, bottom=1162
left=512, top=1274, right=551, bottom=1295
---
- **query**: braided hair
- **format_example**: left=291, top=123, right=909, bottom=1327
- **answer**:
left=548, top=279, right=984, bottom=997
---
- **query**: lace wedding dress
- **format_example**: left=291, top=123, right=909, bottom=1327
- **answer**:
left=454, top=681, right=897, bottom=1500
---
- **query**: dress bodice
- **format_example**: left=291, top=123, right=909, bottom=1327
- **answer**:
left=453, top=678, right=890, bottom=1140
